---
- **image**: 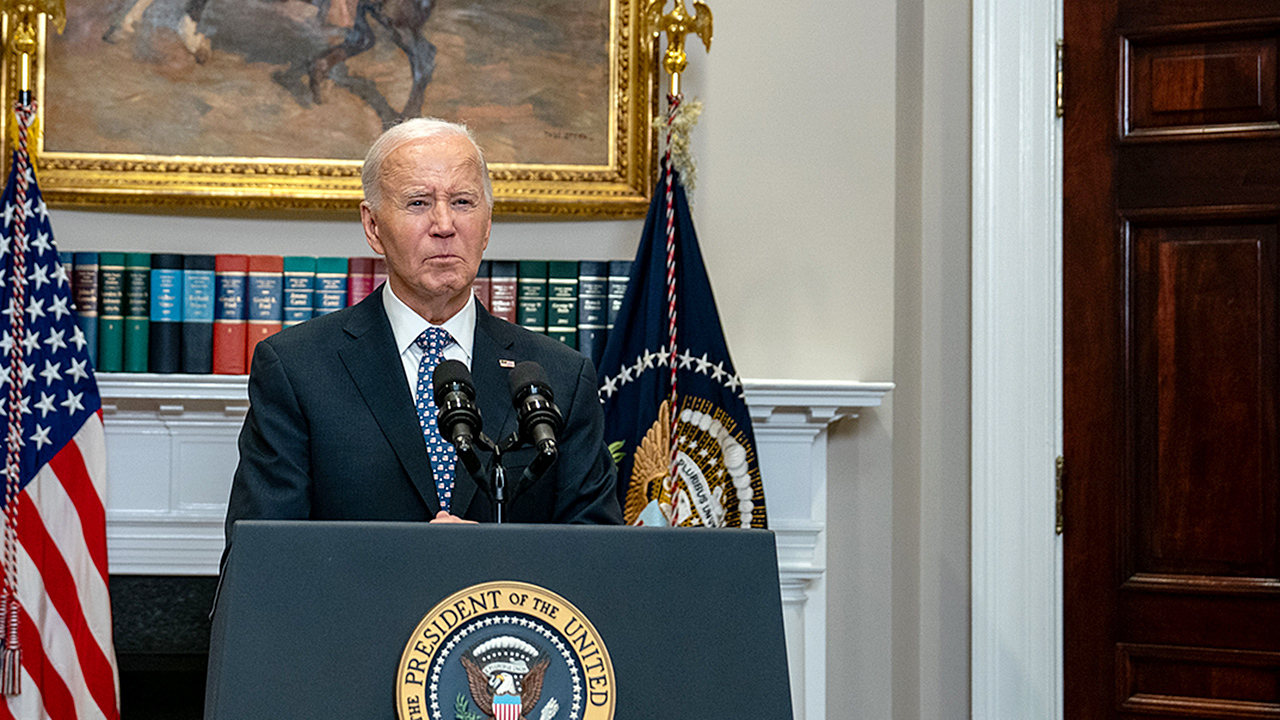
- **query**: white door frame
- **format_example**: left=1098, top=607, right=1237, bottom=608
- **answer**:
left=970, top=0, right=1064, bottom=716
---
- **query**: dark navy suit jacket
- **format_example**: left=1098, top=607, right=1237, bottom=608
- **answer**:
left=224, top=286, right=622, bottom=548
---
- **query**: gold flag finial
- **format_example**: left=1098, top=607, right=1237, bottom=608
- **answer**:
left=0, top=0, right=64, bottom=34
left=3, top=0, right=65, bottom=101
left=646, top=0, right=712, bottom=98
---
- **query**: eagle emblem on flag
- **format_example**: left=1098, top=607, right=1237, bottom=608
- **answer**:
left=624, top=397, right=758, bottom=527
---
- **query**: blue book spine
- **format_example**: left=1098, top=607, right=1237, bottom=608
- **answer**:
left=215, top=274, right=248, bottom=322
left=247, top=274, right=283, bottom=323
left=607, top=260, right=633, bottom=330
left=72, top=252, right=99, bottom=368
left=577, top=261, right=609, bottom=368
left=58, top=252, right=72, bottom=286
left=182, top=255, right=216, bottom=373
left=148, top=254, right=184, bottom=373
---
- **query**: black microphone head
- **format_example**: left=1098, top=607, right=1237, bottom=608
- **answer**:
left=508, top=361, right=553, bottom=402
left=433, top=359, right=475, bottom=399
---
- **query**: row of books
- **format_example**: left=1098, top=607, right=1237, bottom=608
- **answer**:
left=62, top=253, right=633, bottom=376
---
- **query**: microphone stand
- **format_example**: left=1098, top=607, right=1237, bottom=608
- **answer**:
left=459, top=431, right=507, bottom=524
left=459, top=432, right=553, bottom=525
left=447, top=420, right=558, bottom=524
left=462, top=431, right=559, bottom=524
left=493, top=432, right=558, bottom=518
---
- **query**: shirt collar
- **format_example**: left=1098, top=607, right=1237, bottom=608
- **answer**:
left=381, top=282, right=476, bottom=364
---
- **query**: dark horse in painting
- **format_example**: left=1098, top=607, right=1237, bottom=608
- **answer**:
left=105, top=0, right=438, bottom=123
left=304, top=0, right=437, bottom=121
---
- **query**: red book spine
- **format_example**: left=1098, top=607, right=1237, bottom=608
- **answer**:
left=489, top=261, right=518, bottom=323
left=474, top=260, right=492, bottom=310
left=474, top=276, right=492, bottom=310
left=213, top=254, right=249, bottom=375
left=372, top=257, right=388, bottom=291
left=348, top=257, right=375, bottom=306
left=246, top=255, right=284, bottom=365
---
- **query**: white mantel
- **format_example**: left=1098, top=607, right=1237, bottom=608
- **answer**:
left=96, top=373, right=892, bottom=720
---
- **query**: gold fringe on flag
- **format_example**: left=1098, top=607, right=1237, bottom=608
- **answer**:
left=651, top=99, right=702, bottom=193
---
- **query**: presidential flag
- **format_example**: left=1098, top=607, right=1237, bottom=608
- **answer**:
left=0, top=102, right=119, bottom=719
left=598, top=163, right=767, bottom=528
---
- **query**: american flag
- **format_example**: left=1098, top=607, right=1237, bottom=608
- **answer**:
left=0, top=102, right=119, bottom=720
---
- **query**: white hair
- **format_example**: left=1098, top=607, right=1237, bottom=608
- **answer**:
left=361, top=117, right=493, bottom=210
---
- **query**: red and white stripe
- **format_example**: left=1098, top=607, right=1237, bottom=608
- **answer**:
left=494, top=700, right=521, bottom=720
left=4, top=414, right=119, bottom=720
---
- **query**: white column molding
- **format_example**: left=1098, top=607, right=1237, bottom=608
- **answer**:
left=971, top=0, right=1063, bottom=716
left=96, top=373, right=891, bottom=720
left=743, top=379, right=892, bottom=720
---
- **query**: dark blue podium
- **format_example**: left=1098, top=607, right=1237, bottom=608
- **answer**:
left=206, top=521, right=793, bottom=720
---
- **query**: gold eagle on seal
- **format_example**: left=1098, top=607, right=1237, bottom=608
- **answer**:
left=459, top=654, right=549, bottom=720
left=623, top=398, right=761, bottom=527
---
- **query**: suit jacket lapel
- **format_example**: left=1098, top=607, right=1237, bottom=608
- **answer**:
left=450, top=305, right=518, bottom=517
left=338, top=288, right=441, bottom=515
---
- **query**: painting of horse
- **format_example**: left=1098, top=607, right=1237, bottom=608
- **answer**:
left=43, top=0, right=613, bottom=166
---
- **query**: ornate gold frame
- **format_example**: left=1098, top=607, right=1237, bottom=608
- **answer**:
left=0, top=1, right=659, bottom=217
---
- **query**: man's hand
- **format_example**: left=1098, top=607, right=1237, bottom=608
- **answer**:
left=429, top=511, right=477, bottom=524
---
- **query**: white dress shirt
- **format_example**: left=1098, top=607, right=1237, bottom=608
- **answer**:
left=381, top=283, right=477, bottom=405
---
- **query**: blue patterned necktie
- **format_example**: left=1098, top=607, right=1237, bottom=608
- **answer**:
left=414, top=327, right=457, bottom=513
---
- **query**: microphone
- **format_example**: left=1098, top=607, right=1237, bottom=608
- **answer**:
left=432, top=359, right=483, bottom=474
left=508, top=361, right=563, bottom=462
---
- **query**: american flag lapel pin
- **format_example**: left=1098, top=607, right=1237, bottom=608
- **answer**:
left=499, top=359, right=516, bottom=368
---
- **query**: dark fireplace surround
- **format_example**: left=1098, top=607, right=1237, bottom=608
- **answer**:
left=112, top=575, right=217, bottom=719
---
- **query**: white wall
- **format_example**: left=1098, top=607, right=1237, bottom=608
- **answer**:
left=48, top=0, right=972, bottom=714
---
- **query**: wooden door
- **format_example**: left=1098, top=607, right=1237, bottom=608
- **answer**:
left=1064, top=1, right=1280, bottom=717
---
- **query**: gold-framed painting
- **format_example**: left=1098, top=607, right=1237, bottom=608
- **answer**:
left=0, top=0, right=659, bottom=216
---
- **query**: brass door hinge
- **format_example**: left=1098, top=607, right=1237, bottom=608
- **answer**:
left=1055, top=39, right=1065, bottom=118
left=1055, top=455, right=1065, bottom=535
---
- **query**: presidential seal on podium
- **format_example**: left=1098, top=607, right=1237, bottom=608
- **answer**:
left=397, top=581, right=615, bottom=720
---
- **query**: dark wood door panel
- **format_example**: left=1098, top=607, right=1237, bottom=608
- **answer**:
left=1126, top=36, right=1278, bottom=136
left=1129, top=223, right=1278, bottom=580
left=1118, top=643, right=1280, bottom=719
left=1067, top=0, right=1280, bottom=716
left=1120, top=594, right=1280, bottom=651
left=1120, top=2, right=1280, bottom=30
left=1119, top=141, right=1280, bottom=210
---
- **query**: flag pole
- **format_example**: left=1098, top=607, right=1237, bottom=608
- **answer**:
left=646, top=0, right=711, bottom=523
left=0, top=0, right=61, bottom=692
left=0, top=10, right=36, bottom=694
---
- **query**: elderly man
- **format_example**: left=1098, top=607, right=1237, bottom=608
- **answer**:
left=224, top=118, right=623, bottom=543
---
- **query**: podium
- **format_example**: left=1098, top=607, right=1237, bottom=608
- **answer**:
left=206, top=521, right=793, bottom=720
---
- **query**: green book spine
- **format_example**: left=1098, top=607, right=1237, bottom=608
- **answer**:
left=313, top=256, right=349, bottom=316
left=97, top=252, right=126, bottom=372
left=123, top=252, right=151, bottom=372
left=547, top=260, right=578, bottom=349
left=283, top=255, right=316, bottom=327
left=517, top=261, right=548, bottom=333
